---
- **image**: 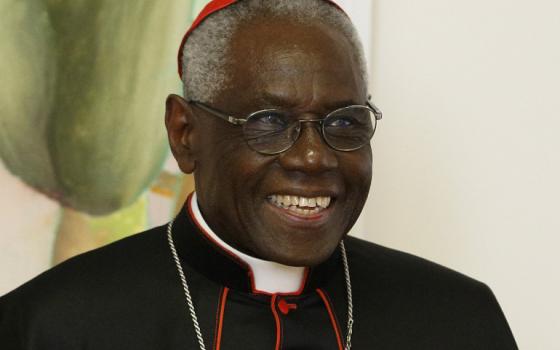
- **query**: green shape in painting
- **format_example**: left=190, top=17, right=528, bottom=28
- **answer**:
left=0, top=0, right=58, bottom=193
left=45, top=0, right=190, bottom=215
left=0, top=0, right=195, bottom=215
left=88, top=194, right=148, bottom=243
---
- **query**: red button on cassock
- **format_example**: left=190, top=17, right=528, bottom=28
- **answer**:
left=278, top=299, right=297, bottom=315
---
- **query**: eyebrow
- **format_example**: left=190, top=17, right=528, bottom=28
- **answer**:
left=324, top=99, right=363, bottom=110
left=254, top=92, right=298, bottom=109
left=254, top=92, right=362, bottom=111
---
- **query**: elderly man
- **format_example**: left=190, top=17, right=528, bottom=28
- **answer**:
left=1, top=0, right=517, bottom=349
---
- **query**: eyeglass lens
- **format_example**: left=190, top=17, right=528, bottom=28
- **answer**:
left=243, top=106, right=376, bottom=155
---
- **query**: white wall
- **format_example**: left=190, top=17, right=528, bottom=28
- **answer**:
left=350, top=1, right=560, bottom=349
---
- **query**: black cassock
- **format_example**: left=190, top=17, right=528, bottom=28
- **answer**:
left=1, top=201, right=517, bottom=349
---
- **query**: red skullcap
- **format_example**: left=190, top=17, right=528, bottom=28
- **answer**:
left=177, top=0, right=346, bottom=79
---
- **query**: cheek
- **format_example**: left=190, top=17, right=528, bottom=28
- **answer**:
left=341, top=148, right=373, bottom=196
left=338, top=149, right=372, bottom=232
left=198, top=128, right=248, bottom=179
left=195, top=129, right=247, bottom=202
left=210, top=142, right=276, bottom=200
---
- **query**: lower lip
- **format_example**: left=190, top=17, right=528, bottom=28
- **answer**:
left=265, top=200, right=333, bottom=225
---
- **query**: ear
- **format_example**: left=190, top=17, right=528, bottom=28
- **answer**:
left=165, top=94, right=197, bottom=174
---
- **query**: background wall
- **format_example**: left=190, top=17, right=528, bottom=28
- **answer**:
left=350, top=1, right=560, bottom=349
left=1, top=1, right=558, bottom=349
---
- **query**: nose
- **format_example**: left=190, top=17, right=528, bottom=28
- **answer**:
left=278, top=122, right=338, bottom=173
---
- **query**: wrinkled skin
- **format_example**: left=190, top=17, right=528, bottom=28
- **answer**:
left=166, top=17, right=372, bottom=266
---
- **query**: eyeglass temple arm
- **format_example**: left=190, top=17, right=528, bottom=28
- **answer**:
left=189, top=101, right=246, bottom=125
left=191, top=99, right=382, bottom=123
left=367, top=95, right=383, bottom=120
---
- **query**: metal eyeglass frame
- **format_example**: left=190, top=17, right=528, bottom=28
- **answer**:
left=188, top=96, right=383, bottom=154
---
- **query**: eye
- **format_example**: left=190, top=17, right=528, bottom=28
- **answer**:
left=327, top=116, right=356, bottom=128
left=250, top=111, right=289, bottom=130
left=261, top=113, right=285, bottom=125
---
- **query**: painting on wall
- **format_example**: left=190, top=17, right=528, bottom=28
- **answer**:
left=0, top=0, right=209, bottom=293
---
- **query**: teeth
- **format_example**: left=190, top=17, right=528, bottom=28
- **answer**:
left=291, top=196, right=298, bottom=206
left=268, top=195, right=333, bottom=212
left=308, top=198, right=316, bottom=207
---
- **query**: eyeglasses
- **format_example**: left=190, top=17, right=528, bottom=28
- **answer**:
left=189, top=97, right=382, bottom=155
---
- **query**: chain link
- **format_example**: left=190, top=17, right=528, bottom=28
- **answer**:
left=167, top=221, right=207, bottom=350
left=340, top=241, right=354, bottom=350
left=167, top=221, right=354, bottom=350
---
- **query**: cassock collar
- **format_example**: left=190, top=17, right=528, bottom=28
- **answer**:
left=171, top=193, right=341, bottom=295
left=190, top=193, right=305, bottom=294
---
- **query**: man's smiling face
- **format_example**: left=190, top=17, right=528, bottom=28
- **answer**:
left=179, top=18, right=372, bottom=266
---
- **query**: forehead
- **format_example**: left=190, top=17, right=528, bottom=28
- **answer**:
left=218, top=17, right=365, bottom=111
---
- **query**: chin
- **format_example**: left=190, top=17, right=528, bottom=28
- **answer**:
left=254, top=239, right=341, bottom=267
left=246, top=196, right=347, bottom=266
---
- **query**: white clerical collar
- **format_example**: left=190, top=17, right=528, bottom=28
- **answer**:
left=190, top=193, right=306, bottom=294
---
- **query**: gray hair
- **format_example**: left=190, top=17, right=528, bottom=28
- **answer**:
left=181, top=0, right=367, bottom=103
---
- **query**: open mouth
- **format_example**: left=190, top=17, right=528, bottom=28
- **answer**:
left=267, top=194, right=332, bottom=217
